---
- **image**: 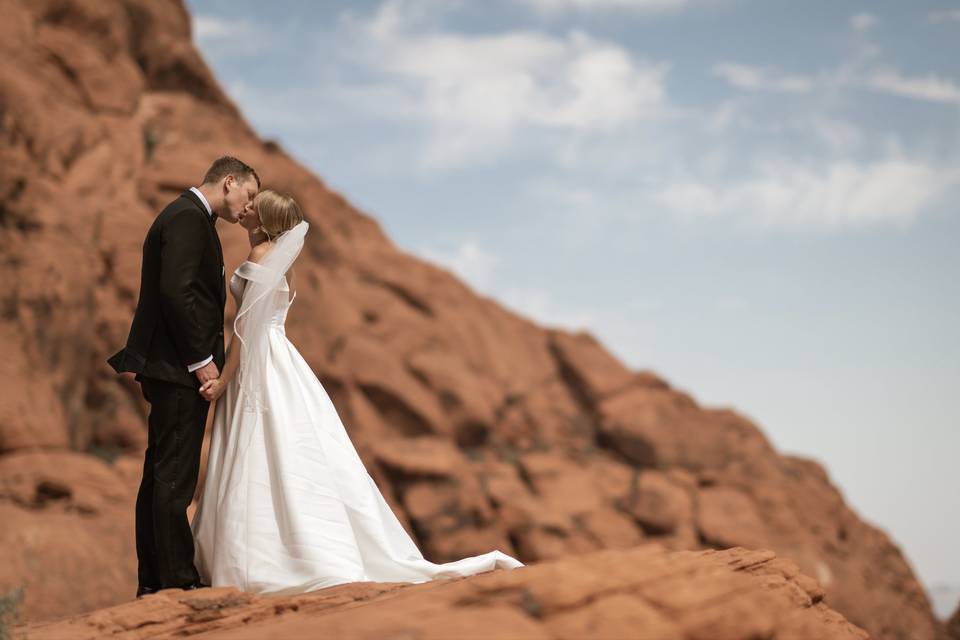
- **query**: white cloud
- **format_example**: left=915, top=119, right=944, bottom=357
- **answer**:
left=417, top=240, right=502, bottom=290
left=850, top=12, right=878, bottom=32
left=658, top=157, right=960, bottom=231
left=705, top=100, right=739, bottom=132
left=713, top=62, right=814, bottom=94
left=714, top=58, right=960, bottom=109
left=416, top=238, right=594, bottom=330
left=193, top=15, right=255, bottom=40
left=808, top=117, right=863, bottom=152
left=519, top=0, right=694, bottom=12
left=868, top=69, right=960, bottom=105
left=498, top=286, right=597, bottom=330
left=191, top=15, right=269, bottom=55
left=195, top=0, right=960, bottom=239
left=338, top=0, right=670, bottom=168
left=928, top=9, right=960, bottom=24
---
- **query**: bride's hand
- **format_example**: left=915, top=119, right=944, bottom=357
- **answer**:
left=200, top=378, right=225, bottom=401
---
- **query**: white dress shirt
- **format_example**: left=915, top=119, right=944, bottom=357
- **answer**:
left=186, top=187, right=215, bottom=374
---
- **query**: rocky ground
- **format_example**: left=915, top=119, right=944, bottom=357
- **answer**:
left=0, top=0, right=950, bottom=638
left=16, top=546, right=869, bottom=640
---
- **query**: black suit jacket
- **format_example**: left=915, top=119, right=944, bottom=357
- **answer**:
left=108, top=190, right=226, bottom=388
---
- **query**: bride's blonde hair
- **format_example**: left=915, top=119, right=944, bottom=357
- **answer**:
left=255, top=189, right=304, bottom=238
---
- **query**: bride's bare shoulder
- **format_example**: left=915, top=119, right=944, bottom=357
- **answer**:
left=248, top=241, right=272, bottom=264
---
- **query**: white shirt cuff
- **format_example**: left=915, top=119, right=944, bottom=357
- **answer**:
left=187, top=355, right=213, bottom=372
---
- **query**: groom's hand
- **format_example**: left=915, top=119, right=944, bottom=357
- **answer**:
left=195, top=361, right=220, bottom=384
left=200, top=378, right=224, bottom=402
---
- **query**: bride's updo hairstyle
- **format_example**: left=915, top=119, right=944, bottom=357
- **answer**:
left=255, top=189, right=304, bottom=239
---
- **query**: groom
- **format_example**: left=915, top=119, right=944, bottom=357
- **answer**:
left=108, top=156, right=259, bottom=597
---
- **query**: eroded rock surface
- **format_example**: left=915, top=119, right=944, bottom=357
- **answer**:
left=18, top=547, right=869, bottom=640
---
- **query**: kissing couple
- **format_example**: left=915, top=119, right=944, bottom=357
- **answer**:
left=108, top=156, right=522, bottom=598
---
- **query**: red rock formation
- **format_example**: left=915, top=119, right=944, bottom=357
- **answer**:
left=0, top=451, right=140, bottom=620
left=17, top=546, right=869, bottom=639
left=947, top=605, right=960, bottom=640
left=946, top=607, right=960, bottom=640
left=0, top=0, right=943, bottom=638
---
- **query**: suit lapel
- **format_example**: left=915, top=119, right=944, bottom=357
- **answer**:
left=214, top=230, right=226, bottom=307
left=179, top=191, right=226, bottom=305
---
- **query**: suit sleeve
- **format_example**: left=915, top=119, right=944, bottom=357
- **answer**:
left=158, top=210, right=217, bottom=367
left=187, top=355, right=214, bottom=372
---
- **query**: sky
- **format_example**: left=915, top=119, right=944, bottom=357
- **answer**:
left=184, top=0, right=960, bottom=614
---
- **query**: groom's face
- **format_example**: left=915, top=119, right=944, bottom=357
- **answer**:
left=220, top=175, right=259, bottom=224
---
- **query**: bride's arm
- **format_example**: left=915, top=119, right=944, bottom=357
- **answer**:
left=199, top=326, right=239, bottom=401
left=199, top=320, right=244, bottom=402
left=219, top=331, right=242, bottom=385
left=200, top=244, right=272, bottom=400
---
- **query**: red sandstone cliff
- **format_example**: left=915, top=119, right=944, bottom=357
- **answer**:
left=0, top=0, right=943, bottom=638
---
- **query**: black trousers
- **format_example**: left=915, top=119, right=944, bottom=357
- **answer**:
left=136, top=376, right=210, bottom=590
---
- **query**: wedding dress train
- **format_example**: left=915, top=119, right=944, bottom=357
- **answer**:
left=190, top=222, right=522, bottom=595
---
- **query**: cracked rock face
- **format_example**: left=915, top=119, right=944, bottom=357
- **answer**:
left=0, top=0, right=943, bottom=638
left=17, top=547, right=869, bottom=640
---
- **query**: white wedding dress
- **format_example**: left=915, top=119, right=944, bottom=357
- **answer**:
left=190, top=221, right=522, bottom=595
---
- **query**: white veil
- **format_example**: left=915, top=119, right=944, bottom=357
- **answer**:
left=233, top=220, right=309, bottom=412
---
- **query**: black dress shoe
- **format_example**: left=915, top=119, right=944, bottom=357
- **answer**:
left=181, top=581, right=211, bottom=591
left=136, top=585, right=159, bottom=598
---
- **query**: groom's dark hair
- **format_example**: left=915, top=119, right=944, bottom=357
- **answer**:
left=202, top=156, right=261, bottom=189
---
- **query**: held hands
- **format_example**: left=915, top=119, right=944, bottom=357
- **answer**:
left=195, top=361, right=220, bottom=384
left=195, top=362, right=222, bottom=401
left=199, top=377, right=226, bottom=402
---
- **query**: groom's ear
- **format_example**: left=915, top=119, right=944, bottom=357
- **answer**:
left=222, top=174, right=241, bottom=200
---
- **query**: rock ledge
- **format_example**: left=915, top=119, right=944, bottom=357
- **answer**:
left=18, top=546, right=868, bottom=640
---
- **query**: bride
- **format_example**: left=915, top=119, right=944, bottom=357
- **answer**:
left=190, top=190, right=522, bottom=595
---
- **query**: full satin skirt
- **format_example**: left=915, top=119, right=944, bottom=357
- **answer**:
left=190, top=327, right=522, bottom=595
